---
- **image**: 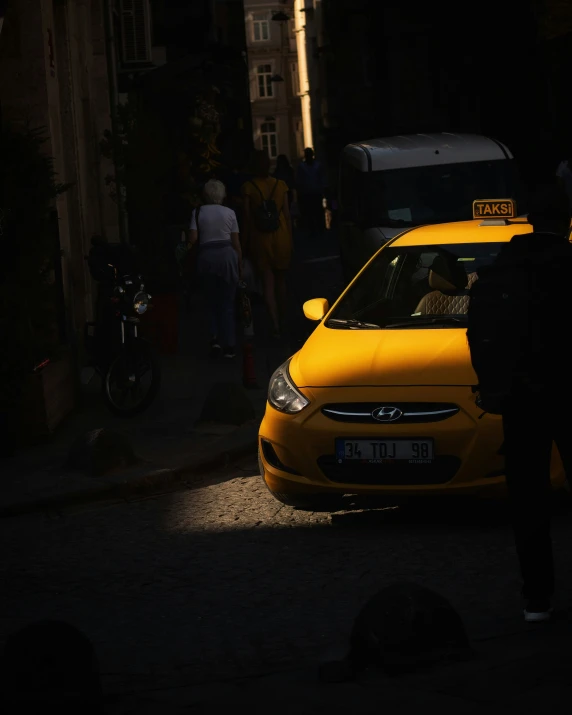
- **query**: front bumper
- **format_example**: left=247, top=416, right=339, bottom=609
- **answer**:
left=259, top=385, right=566, bottom=498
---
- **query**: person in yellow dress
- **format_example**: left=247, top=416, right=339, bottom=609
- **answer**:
left=242, top=150, right=293, bottom=338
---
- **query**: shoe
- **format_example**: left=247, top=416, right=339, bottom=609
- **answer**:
left=223, top=346, right=236, bottom=359
left=524, top=601, right=553, bottom=622
left=209, top=338, right=222, bottom=358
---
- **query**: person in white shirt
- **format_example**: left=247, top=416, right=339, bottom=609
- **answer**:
left=189, top=180, right=242, bottom=358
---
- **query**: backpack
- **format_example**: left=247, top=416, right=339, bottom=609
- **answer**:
left=466, top=245, right=549, bottom=414
left=249, top=179, right=281, bottom=232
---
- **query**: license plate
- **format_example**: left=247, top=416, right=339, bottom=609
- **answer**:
left=335, top=438, right=434, bottom=463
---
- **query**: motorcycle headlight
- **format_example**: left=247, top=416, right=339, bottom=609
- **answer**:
left=133, top=291, right=149, bottom=315
left=268, top=360, right=309, bottom=414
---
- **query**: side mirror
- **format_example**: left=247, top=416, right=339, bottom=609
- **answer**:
left=303, top=298, right=329, bottom=322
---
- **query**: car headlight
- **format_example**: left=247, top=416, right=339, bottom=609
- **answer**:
left=133, top=291, right=149, bottom=315
left=268, top=360, right=309, bottom=414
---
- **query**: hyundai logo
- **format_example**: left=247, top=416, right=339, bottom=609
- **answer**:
left=372, top=406, right=403, bottom=422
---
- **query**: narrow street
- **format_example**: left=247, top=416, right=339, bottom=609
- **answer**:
left=3, top=0, right=572, bottom=711
left=3, top=229, right=572, bottom=703
left=3, top=452, right=572, bottom=698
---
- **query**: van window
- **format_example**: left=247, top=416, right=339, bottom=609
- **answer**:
left=341, top=159, right=525, bottom=229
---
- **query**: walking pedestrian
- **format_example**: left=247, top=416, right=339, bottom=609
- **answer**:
left=242, top=149, right=293, bottom=338
left=189, top=179, right=242, bottom=358
left=296, top=147, right=326, bottom=235
left=224, top=159, right=252, bottom=236
left=272, top=154, right=297, bottom=212
left=467, top=180, right=572, bottom=622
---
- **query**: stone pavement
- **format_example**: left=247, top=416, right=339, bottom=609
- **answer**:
left=4, top=465, right=572, bottom=713
left=0, top=294, right=269, bottom=518
left=106, top=615, right=572, bottom=713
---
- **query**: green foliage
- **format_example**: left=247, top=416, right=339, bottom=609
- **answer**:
left=98, top=92, right=225, bottom=290
left=0, top=125, right=69, bottom=401
left=188, top=94, right=223, bottom=179
left=99, top=94, right=224, bottom=207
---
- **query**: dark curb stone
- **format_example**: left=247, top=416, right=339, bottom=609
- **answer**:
left=0, top=429, right=259, bottom=520
left=65, top=428, right=137, bottom=477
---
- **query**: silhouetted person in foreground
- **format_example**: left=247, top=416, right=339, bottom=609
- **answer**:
left=1, top=620, right=103, bottom=714
left=468, top=181, right=572, bottom=622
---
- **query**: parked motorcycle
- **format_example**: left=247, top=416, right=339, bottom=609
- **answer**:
left=84, top=237, right=161, bottom=416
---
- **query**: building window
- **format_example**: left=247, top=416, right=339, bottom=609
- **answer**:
left=288, top=19, right=297, bottom=51
left=252, top=12, right=270, bottom=42
left=294, top=119, right=304, bottom=159
left=260, top=121, right=278, bottom=158
left=120, top=0, right=153, bottom=64
left=290, top=62, right=300, bottom=96
left=257, top=64, right=273, bottom=98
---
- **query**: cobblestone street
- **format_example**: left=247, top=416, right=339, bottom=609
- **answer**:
left=4, top=228, right=572, bottom=709
left=3, top=453, right=572, bottom=698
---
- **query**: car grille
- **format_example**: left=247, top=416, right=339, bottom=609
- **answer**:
left=261, top=439, right=301, bottom=475
left=317, top=455, right=461, bottom=485
left=321, top=402, right=459, bottom=424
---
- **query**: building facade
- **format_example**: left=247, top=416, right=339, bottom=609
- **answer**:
left=0, top=0, right=119, bottom=338
left=244, top=0, right=304, bottom=167
left=302, top=0, right=560, bottom=186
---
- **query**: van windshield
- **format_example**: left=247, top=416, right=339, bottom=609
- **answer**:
left=344, top=159, right=524, bottom=228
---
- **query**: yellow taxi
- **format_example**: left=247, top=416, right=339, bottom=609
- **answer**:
left=258, top=199, right=568, bottom=510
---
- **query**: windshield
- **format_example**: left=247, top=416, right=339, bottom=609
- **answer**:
left=328, top=242, right=506, bottom=329
left=342, top=159, right=524, bottom=229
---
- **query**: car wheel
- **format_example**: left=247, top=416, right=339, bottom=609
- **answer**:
left=258, top=449, right=343, bottom=512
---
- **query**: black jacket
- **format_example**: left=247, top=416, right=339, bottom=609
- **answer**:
left=494, top=231, right=572, bottom=385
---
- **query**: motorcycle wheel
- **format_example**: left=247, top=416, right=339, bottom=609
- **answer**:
left=102, top=338, right=161, bottom=417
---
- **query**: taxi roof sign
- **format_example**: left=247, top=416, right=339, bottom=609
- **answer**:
left=473, top=199, right=516, bottom=219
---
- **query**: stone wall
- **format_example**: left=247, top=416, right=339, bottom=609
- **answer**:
left=0, top=0, right=119, bottom=340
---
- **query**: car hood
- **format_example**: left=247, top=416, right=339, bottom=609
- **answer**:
left=290, top=326, right=477, bottom=388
